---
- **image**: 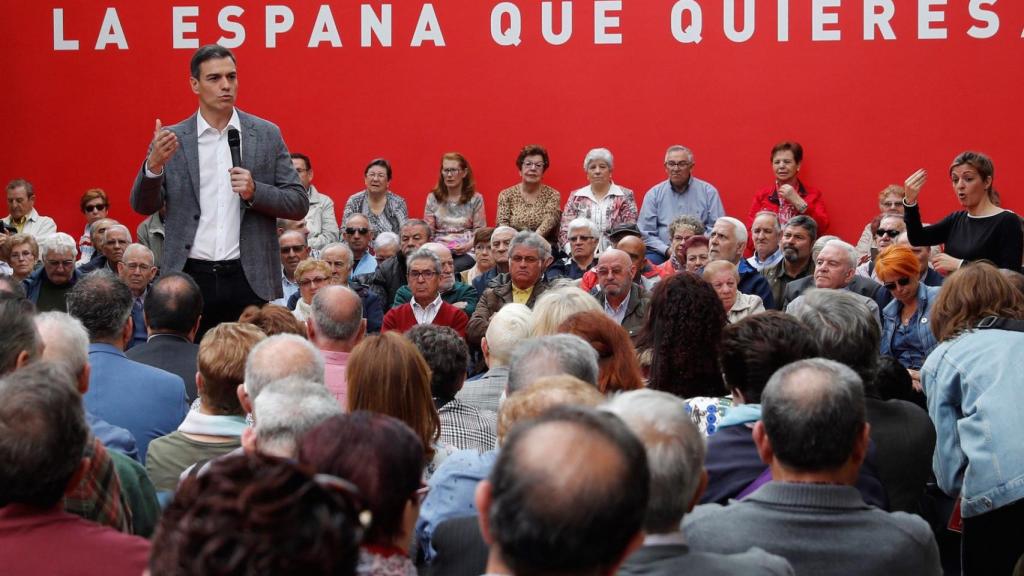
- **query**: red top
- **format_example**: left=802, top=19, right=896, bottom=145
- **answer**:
left=0, top=504, right=151, bottom=576
left=748, top=181, right=830, bottom=235
left=382, top=301, right=468, bottom=337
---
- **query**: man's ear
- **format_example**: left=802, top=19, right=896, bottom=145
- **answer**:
left=354, top=318, right=367, bottom=344
left=687, top=469, right=709, bottom=512
left=188, top=315, right=202, bottom=343
left=14, top=349, right=33, bottom=370
left=306, top=317, right=317, bottom=341
left=237, top=383, right=253, bottom=414
left=475, top=480, right=495, bottom=545
left=120, top=317, right=133, bottom=350
left=752, top=421, right=774, bottom=466
left=77, top=363, right=92, bottom=395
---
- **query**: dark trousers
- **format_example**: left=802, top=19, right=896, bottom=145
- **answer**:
left=962, top=497, right=1024, bottom=575
left=184, top=259, right=265, bottom=340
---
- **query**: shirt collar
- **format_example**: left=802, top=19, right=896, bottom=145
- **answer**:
left=605, top=288, right=631, bottom=314
left=669, top=177, right=691, bottom=194
left=196, top=107, right=241, bottom=137
left=412, top=293, right=443, bottom=312
left=576, top=183, right=624, bottom=202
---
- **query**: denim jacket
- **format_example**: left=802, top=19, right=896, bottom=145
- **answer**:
left=880, top=283, right=939, bottom=369
left=923, top=329, right=1024, bottom=518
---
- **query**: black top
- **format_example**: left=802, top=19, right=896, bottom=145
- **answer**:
left=905, top=204, right=1023, bottom=271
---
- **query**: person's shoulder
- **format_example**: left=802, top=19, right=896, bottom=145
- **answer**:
left=236, top=108, right=281, bottom=133
left=868, top=507, right=936, bottom=545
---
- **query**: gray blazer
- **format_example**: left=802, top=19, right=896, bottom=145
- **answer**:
left=130, top=109, right=308, bottom=301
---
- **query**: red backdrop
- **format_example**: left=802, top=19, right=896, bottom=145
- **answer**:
left=3, top=1, right=1021, bottom=244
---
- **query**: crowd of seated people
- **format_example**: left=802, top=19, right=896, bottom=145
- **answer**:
left=2, top=144, right=1024, bottom=576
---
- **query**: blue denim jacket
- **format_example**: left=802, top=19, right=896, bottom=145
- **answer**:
left=923, top=329, right=1024, bottom=518
left=880, top=283, right=939, bottom=369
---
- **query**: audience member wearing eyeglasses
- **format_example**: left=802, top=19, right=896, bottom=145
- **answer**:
left=382, top=248, right=468, bottom=337
left=854, top=184, right=906, bottom=260
left=291, top=259, right=333, bottom=323
left=855, top=213, right=906, bottom=281
left=77, top=188, right=110, bottom=264
left=496, top=145, right=562, bottom=249
left=875, top=245, right=940, bottom=393
left=2, top=233, right=38, bottom=283
left=273, top=230, right=310, bottom=306
left=22, top=232, right=83, bottom=312
left=545, top=217, right=600, bottom=282
left=425, top=152, right=487, bottom=273
left=343, top=158, right=409, bottom=236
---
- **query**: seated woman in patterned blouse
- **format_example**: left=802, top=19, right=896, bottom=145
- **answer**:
left=558, top=147, right=638, bottom=254
left=496, top=144, right=562, bottom=248
left=343, top=158, right=409, bottom=236
left=424, top=152, right=486, bottom=273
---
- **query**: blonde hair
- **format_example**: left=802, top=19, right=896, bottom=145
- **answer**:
left=294, top=259, right=332, bottom=281
left=198, top=322, right=267, bottom=414
left=530, top=286, right=602, bottom=337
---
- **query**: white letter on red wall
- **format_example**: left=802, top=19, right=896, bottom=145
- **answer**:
left=595, top=1, right=622, bottom=44
left=918, top=0, right=948, bottom=40
left=492, top=3, right=522, bottom=46
left=173, top=6, right=199, bottom=49
left=812, top=0, right=841, bottom=41
left=266, top=5, right=294, bottom=48
left=53, top=9, right=80, bottom=51
left=362, top=4, right=392, bottom=47
left=309, top=5, right=341, bottom=47
left=968, top=0, right=998, bottom=39
left=864, top=0, right=896, bottom=40
left=412, top=4, right=446, bottom=46
left=724, top=0, right=755, bottom=43
left=671, top=0, right=703, bottom=44
left=218, top=6, right=246, bottom=48
left=542, top=2, right=572, bottom=45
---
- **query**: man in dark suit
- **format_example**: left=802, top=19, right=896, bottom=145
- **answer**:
left=129, top=44, right=308, bottom=335
left=606, top=390, right=794, bottom=576
left=126, top=271, right=203, bottom=404
left=67, top=271, right=188, bottom=463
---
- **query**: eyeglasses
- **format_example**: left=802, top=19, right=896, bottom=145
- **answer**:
left=568, top=235, right=594, bottom=243
left=408, top=270, right=438, bottom=280
left=124, top=262, right=153, bottom=271
left=84, top=204, right=107, bottom=212
left=441, top=168, right=463, bottom=175
left=365, top=171, right=388, bottom=180
left=522, top=161, right=545, bottom=170
left=665, top=161, right=693, bottom=169
left=45, top=259, right=74, bottom=268
left=9, top=249, right=34, bottom=260
left=595, top=266, right=627, bottom=276
left=883, top=277, right=912, bottom=291
left=876, top=228, right=901, bottom=238
left=345, top=227, right=370, bottom=235
left=298, top=276, right=329, bottom=287
left=280, top=245, right=306, bottom=254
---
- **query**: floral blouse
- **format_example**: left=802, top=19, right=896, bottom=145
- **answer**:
left=496, top=184, right=562, bottom=242
left=343, top=190, right=409, bottom=235
left=424, top=192, right=486, bottom=253
left=558, top=183, right=638, bottom=252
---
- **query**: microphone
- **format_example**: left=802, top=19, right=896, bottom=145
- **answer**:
left=227, top=128, right=241, bottom=168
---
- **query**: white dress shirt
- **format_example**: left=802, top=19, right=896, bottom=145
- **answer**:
left=412, top=294, right=444, bottom=325
left=191, top=109, right=242, bottom=261
left=603, top=290, right=631, bottom=325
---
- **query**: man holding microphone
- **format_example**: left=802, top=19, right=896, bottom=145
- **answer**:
left=131, top=45, right=307, bottom=335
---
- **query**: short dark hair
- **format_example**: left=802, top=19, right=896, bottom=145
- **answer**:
left=720, top=312, right=819, bottom=404
left=364, top=158, right=392, bottom=180
left=785, top=214, right=819, bottom=242
left=145, top=272, right=204, bottom=335
left=515, top=144, right=549, bottom=171
left=762, top=358, right=866, bottom=472
left=405, top=324, right=468, bottom=399
left=0, top=362, right=88, bottom=508
left=771, top=140, right=804, bottom=164
left=0, top=296, right=38, bottom=375
left=66, top=270, right=133, bottom=342
left=189, top=44, right=235, bottom=79
left=299, top=412, right=425, bottom=546
left=488, top=405, right=648, bottom=575
left=290, top=152, right=311, bottom=171
left=151, top=452, right=362, bottom=575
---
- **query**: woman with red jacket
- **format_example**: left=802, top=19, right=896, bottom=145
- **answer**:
left=748, top=141, right=830, bottom=236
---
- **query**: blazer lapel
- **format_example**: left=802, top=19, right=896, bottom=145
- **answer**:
left=182, top=114, right=201, bottom=205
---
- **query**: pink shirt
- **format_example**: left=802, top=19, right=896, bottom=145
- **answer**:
left=322, top=349, right=351, bottom=410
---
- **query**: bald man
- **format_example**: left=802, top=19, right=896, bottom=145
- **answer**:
left=580, top=234, right=663, bottom=293
left=590, top=248, right=650, bottom=340
left=306, top=285, right=366, bottom=408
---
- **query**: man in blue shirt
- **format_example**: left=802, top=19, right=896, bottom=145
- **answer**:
left=639, top=145, right=725, bottom=264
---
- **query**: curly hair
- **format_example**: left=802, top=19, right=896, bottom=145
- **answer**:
left=150, top=453, right=362, bottom=576
left=635, top=273, right=727, bottom=398
left=557, top=311, right=643, bottom=394
left=243, top=304, right=307, bottom=337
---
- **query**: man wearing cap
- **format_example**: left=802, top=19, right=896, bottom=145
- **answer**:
left=638, top=145, right=724, bottom=264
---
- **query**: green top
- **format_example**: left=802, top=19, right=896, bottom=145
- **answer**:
left=145, top=431, right=241, bottom=493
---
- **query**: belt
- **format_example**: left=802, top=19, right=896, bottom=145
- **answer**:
left=185, top=258, right=243, bottom=274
